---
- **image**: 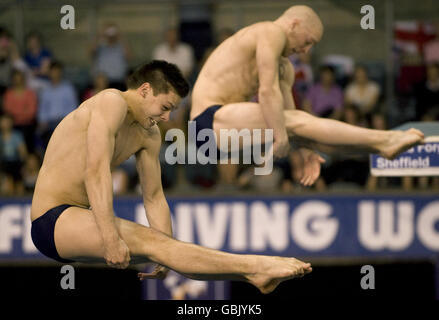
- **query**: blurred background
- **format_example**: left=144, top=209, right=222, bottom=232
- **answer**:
left=0, top=0, right=438, bottom=300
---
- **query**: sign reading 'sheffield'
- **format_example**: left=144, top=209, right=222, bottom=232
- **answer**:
left=371, top=139, right=439, bottom=176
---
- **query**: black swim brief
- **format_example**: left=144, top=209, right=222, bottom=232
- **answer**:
left=31, top=204, right=75, bottom=263
left=192, top=105, right=223, bottom=160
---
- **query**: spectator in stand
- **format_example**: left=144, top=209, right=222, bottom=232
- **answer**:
left=89, top=23, right=131, bottom=90
left=2, top=69, right=38, bottom=152
left=344, top=65, right=380, bottom=127
left=0, top=113, right=27, bottom=195
left=0, top=27, right=27, bottom=97
left=82, top=72, right=109, bottom=101
left=24, top=32, right=53, bottom=80
left=37, top=61, right=77, bottom=150
left=152, top=27, right=195, bottom=79
left=303, top=65, right=343, bottom=119
left=414, top=63, right=439, bottom=121
left=342, top=104, right=367, bottom=128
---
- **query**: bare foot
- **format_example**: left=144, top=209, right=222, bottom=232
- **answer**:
left=246, top=256, right=312, bottom=294
left=378, top=128, right=424, bottom=160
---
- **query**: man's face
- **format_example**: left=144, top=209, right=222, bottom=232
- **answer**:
left=104, top=25, right=119, bottom=44
left=321, top=69, right=334, bottom=86
left=27, top=36, right=40, bottom=51
left=354, top=68, right=368, bottom=83
left=0, top=116, right=13, bottom=132
left=135, top=83, right=181, bottom=129
left=166, top=29, right=178, bottom=47
left=285, top=20, right=320, bottom=56
left=49, top=67, right=62, bottom=83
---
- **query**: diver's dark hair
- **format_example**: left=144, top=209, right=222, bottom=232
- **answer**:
left=126, top=60, right=189, bottom=98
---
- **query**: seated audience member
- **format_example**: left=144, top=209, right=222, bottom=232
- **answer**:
left=37, top=61, right=77, bottom=150
left=303, top=65, right=344, bottom=119
left=321, top=54, right=355, bottom=87
left=342, top=104, right=367, bottom=128
left=24, top=32, right=53, bottom=79
left=0, top=27, right=27, bottom=96
left=345, top=65, right=380, bottom=126
left=152, top=27, right=195, bottom=79
left=89, top=23, right=131, bottom=90
left=2, top=69, right=38, bottom=152
left=0, top=113, right=27, bottom=195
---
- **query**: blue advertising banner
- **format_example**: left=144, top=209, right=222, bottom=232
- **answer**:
left=1, top=195, right=438, bottom=261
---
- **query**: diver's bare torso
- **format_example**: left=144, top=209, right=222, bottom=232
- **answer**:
left=190, top=21, right=293, bottom=118
left=31, top=89, right=158, bottom=221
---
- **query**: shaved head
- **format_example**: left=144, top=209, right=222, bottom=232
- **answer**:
left=273, top=5, right=324, bottom=56
left=279, top=5, right=324, bottom=41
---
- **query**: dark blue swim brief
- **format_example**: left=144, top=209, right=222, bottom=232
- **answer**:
left=31, top=204, right=75, bottom=263
left=192, top=105, right=223, bottom=160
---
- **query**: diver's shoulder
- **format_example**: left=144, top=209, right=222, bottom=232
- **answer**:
left=99, top=88, right=127, bottom=103
left=94, top=89, right=128, bottom=112
left=246, top=21, right=286, bottom=43
left=253, top=21, right=285, bottom=33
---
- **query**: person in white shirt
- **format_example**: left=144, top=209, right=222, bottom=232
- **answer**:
left=152, top=27, right=195, bottom=79
left=344, top=65, right=380, bottom=126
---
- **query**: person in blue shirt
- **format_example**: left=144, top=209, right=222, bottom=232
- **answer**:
left=24, top=32, right=53, bottom=79
left=37, top=61, right=77, bottom=149
left=89, top=23, right=131, bottom=90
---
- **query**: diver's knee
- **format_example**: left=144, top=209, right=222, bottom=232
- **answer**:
left=284, top=109, right=312, bottom=131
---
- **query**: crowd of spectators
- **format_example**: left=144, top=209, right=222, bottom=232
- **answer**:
left=0, top=21, right=438, bottom=197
